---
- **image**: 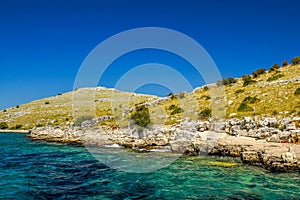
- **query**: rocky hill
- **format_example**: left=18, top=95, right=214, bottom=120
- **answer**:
left=0, top=61, right=300, bottom=130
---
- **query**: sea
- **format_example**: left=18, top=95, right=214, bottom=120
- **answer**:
left=0, top=133, right=299, bottom=199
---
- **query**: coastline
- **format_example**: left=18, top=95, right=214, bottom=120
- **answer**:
left=28, top=116, right=300, bottom=173
left=0, top=129, right=31, bottom=134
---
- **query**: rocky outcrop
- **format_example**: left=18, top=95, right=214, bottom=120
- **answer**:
left=209, top=134, right=300, bottom=172
left=29, top=116, right=300, bottom=172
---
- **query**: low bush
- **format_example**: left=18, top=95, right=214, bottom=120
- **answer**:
left=167, top=93, right=176, bottom=100
left=168, top=104, right=184, bottom=115
left=252, top=68, right=266, bottom=78
left=203, top=86, right=209, bottom=91
left=242, top=96, right=260, bottom=104
left=0, top=122, right=8, bottom=129
left=291, top=56, right=300, bottom=65
left=170, top=107, right=184, bottom=115
left=269, top=64, right=280, bottom=72
left=216, top=77, right=237, bottom=86
left=201, top=95, right=211, bottom=100
left=237, top=102, right=254, bottom=112
left=267, top=74, right=285, bottom=82
left=234, top=89, right=245, bottom=94
left=45, top=102, right=50, bottom=105
left=242, top=75, right=256, bottom=86
left=130, top=105, right=151, bottom=127
left=282, top=60, right=288, bottom=67
left=199, top=108, right=212, bottom=120
left=295, top=88, right=300, bottom=95
left=168, top=104, right=177, bottom=110
left=10, top=124, right=22, bottom=130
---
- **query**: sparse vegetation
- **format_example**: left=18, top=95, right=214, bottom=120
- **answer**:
left=234, top=89, right=245, bottom=94
left=167, top=93, right=176, bottom=100
left=269, top=64, right=280, bottom=72
left=282, top=60, right=288, bottom=67
left=238, top=102, right=254, bottom=112
left=291, top=56, right=300, bottom=65
left=0, top=122, right=8, bottom=129
left=252, top=68, right=266, bottom=78
left=242, top=96, right=260, bottom=104
left=168, top=104, right=184, bottom=115
left=16, top=105, right=19, bottom=108
left=237, top=96, right=259, bottom=112
left=216, top=77, right=237, bottom=86
left=242, top=75, right=256, bottom=86
left=295, top=88, right=300, bottom=95
left=130, top=105, right=151, bottom=127
left=170, top=107, right=184, bottom=115
left=199, top=108, right=212, bottom=119
left=201, top=95, right=211, bottom=100
left=45, top=102, right=50, bottom=105
left=203, top=86, right=209, bottom=91
left=168, top=105, right=176, bottom=110
left=10, top=124, right=22, bottom=130
left=267, top=74, right=285, bottom=82
left=0, top=60, right=299, bottom=128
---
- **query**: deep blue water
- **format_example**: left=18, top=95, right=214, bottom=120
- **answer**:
left=0, top=133, right=299, bottom=199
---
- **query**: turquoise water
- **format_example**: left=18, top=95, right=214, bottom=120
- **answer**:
left=0, top=133, right=299, bottom=199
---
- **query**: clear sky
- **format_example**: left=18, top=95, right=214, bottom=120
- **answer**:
left=1, top=0, right=300, bottom=110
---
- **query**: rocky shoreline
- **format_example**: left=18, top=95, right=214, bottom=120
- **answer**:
left=28, top=116, right=300, bottom=172
left=0, top=129, right=31, bottom=134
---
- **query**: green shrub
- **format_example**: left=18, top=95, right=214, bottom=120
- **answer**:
left=3, top=110, right=6, bottom=112
left=168, top=104, right=184, bottom=115
left=282, top=60, right=288, bottom=67
left=12, top=124, right=23, bottom=129
left=16, top=105, right=19, bottom=108
left=252, top=68, right=266, bottom=78
left=203, top=86, right=209, bottom=91
left=237, top=96, right=258, bottom=112
left=216, top=77, right=237, bottom=86
left=167, top=93, right=176, bottom=100
left=170, top=107, right=184, bottom=115
left=168, top=104, right=177, bottom=110
left=237, top=102, right=254, bottom=112
left=130, top=105, right=151, bottom=127
left=234, top=89, right=245, bottom=94
left=272, top=110, right=278, bottom=115
left=295, top=88, right=300, bottom=95
left=74, top=115, right=93, bottom=126
left=269, top=64, right=280, bottom=72
left=45, top=102, right=50, bottom=105
left=0, top=122, right=8, bottom=129
left=242, top=96, right=260, bottom=104
left=291, top=56, right=300, bottom=65
left=199, top=108, right=212, bottom=120
left=242, top=75, right=256, bottom=86
left=267, top=74, right=285, bottom=82
left=201, top=95, right=211, bottom=100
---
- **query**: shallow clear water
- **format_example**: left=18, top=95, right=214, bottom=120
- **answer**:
left=0, top=133, right=299, bottom=199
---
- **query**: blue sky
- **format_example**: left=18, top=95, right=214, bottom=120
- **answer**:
left=1, top=0, right=300, bottom=110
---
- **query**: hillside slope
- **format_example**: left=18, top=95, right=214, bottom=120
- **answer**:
left=0, top=63, right=299, bottom=130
